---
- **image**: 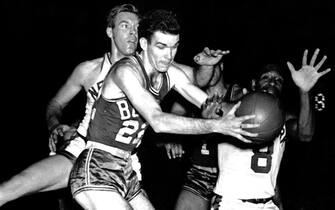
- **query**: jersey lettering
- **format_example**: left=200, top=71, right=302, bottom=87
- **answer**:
left=117, top=100, right=131, bottom=120
left=88, top=80, right=104, bottom=100
left=114, top=99, right=146, bottom=145
left=250, top=126, right=286, bottom=173
left=115, top=120, right=139, bottom=143
left=251, top=144, right=274, bottom=173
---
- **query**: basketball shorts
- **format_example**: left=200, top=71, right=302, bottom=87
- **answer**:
left=70, top=142, right=141, bottom=202
left=57, top=135, right=142, bottom=181
left=183, top=164, right=218, bottom=201
left=210, top=193, right=278, bottom=210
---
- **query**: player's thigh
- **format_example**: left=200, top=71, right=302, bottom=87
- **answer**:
left=74, top=190, right=132, bottom=210
left=25, top=154, right=73, bottom=192
left=129, top=190, right=155, bottom=210
left=175, top=189, right=209, bottom=210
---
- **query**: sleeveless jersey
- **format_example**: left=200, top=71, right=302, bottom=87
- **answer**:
left=190, top=84, right=243, bottom=167
left=87, top=54, right=170, bottom=152
left=76, top=53, right=113, bottom=138
left=214, top=126, right=287, bottom=199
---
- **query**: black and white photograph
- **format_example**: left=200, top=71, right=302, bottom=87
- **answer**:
left=2, top=0, right=334, bottom=209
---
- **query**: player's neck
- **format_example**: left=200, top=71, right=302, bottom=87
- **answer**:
left=109, top=47, right=129, bottom=63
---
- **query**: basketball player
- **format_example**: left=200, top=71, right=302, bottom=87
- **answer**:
left=69, top=9, right=260, bottom=210
left=171, top=47, right=246, bottom=210
left=0, top=4, right=141, bottom=207
left=211, top=48, right=331, bottom=210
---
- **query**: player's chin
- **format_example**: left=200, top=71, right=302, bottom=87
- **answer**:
left=157, top=64, right=170, bottom=72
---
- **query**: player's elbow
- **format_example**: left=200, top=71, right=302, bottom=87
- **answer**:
left=147, top=113, right=169, bottom=134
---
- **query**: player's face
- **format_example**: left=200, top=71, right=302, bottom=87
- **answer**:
left=146, top=31, right=180, bottom=72
left=112, top=12, right=139, bottom=56
left=257, top=70, right=284, bottom=98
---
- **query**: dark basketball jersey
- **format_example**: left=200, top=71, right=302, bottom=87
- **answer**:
left=87, top=54, right=170, bottom=152
left=190, top=84, right=244, bottom=167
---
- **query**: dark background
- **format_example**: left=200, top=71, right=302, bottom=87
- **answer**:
left=2, top=0, right=334, bottom=209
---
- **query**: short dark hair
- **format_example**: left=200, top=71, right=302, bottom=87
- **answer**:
left=139, top=9, right=180, bottom=42
left=257, top=63, right=283, bottom=79
left=106, top=4, right=140, bottom=28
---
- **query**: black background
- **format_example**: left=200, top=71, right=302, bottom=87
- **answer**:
left=2, top=0, right=334, bottom=209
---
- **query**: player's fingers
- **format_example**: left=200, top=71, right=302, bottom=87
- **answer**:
left=318, top=68, right=331, bottom=78
left=203, top=47, right=211, bottom=55
left=309, top=48, right=320, bottom=66
left=167, top=149, right=172, bottom=159
left=239, top=129, right=259, bottom=137
left=171, top=147, right=178, bottom=159
left=238, top=114, right=257, bottom=122
left=286, top=61, right=295, bottom=73
left=49, top=136, right=57, bottom=153
left=177, top=145, right=184, bottom=157
left=241, top=122, right=260, bottom=129
left=217, top=50, right=230, bottom=56
left=227, top=101, right=241, bottom=115
left=165, top=144, right=172, bottom=159
left=233, top=134, right=253, bottom=143
left=314, top=55, right=327, bottom=71
left=302, top=49, right=308, bottom=66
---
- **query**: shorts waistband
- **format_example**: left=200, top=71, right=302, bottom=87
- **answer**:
left=86, top=141, right=132, bottom=159
left=240, top=197, right=273, bottom=204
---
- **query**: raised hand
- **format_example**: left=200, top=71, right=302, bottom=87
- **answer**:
left=287, top=48, right=331, bottom=92
left=194, top=47, right=230, bottom=66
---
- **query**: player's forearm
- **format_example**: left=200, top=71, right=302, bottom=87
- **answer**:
left=298, top=90, right=315, bottom=142
left=149, top=112, right=218, bottom=136
left=45, top=100, right=63, bottom=132
left=195, top=65, right=215, bottom=88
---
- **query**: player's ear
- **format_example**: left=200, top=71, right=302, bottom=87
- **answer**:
left=251, top=79, right=256, bottom=91
left=106, top=27, right=113, bottom=38
left=139, top=37, right=148, bottom=51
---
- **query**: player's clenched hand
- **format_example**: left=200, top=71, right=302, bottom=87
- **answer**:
left=201, top=93, right=224, bottom=119
left=48, top=124, right=72, bottom=155
left=215, top=102, right=259, bottom=143
left=164, top=143, right=184, bottom=159
left=202, top=94, right=235, bottom=119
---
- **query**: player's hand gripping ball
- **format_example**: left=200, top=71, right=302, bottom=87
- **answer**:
left=235, top=91, right=285, bottom=144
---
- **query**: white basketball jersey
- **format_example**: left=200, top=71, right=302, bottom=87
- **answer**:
left=214, top=126, right=286, bottom=199
left=77, top=53, right=112, bottom=137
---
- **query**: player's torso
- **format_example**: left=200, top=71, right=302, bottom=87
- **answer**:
left=87, top=54, right=170, bottom=152
left=77, top=53, right=112, bottom=137
left=215, top=126, right=286, bottom=199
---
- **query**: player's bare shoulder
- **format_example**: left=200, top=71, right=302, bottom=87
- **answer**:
left=74, top=57, right=104, bottom=91
left=111, top=57, right=145, bottom=86
left=169, top=62, right=194, bottom=86
left=172, top=61, right=194, bottom=83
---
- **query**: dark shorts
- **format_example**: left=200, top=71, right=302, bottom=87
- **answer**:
left=70, top=145, right=141, bottom=202
left=183, top=164, right=218, bottom=201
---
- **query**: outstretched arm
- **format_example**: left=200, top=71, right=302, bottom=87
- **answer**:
left=46, top=62, right=90, bottom=152
left=112, top=64, right=258, bottom=142
left=286, top=48, right=331, bottom=142
left=193, top=47, right=230, bottom=87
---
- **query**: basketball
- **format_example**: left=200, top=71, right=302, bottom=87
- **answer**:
left=235, top=91, right=285, bottom=143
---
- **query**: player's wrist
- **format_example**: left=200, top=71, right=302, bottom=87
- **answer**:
left=48, top=123, right=60, bottom=133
